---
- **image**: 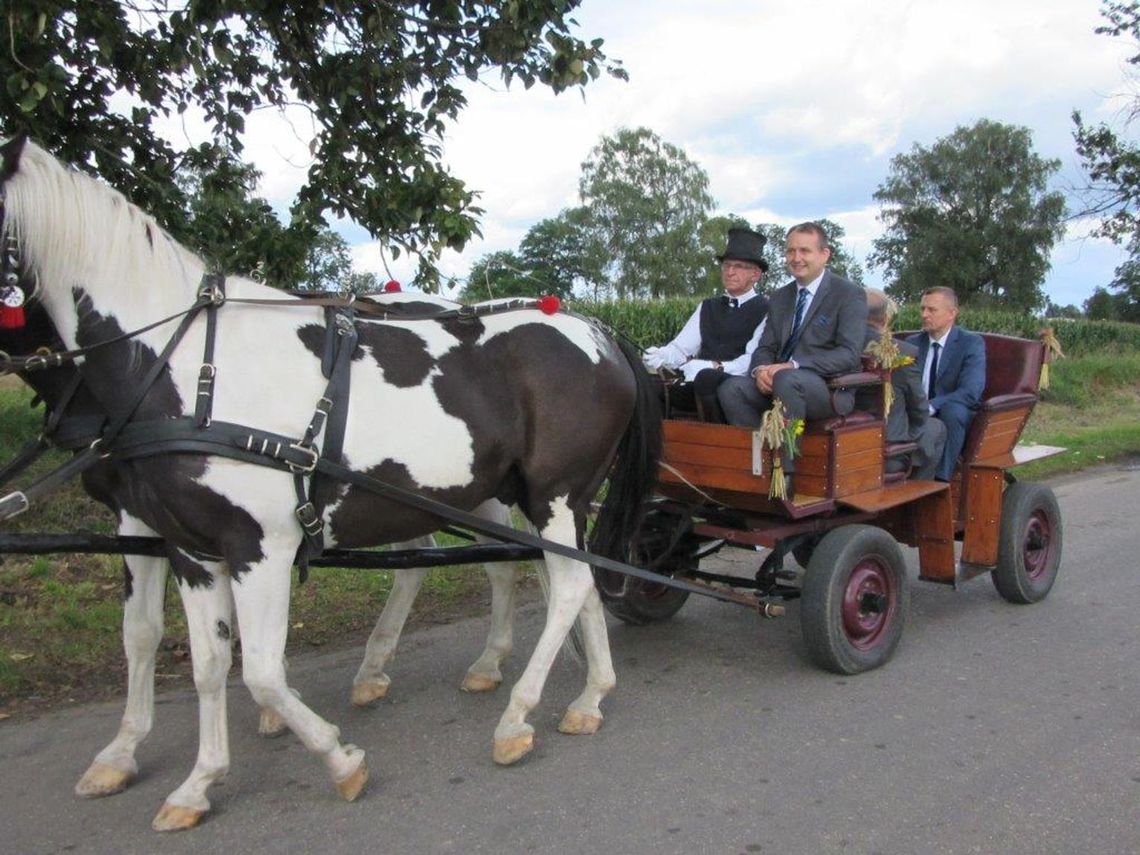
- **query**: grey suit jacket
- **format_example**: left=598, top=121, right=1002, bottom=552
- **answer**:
left=748, top=270, right=868, bottom=377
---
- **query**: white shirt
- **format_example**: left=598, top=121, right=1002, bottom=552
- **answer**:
left=653, top=290, right=767, bottom=376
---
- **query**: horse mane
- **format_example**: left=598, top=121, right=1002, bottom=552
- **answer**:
left=2, top=141, right=204, bottom=303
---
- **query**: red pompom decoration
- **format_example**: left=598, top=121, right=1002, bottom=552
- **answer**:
left=535, top=295, right=561, bottom=315
left=0, top=305, right=25, bottom=329
left=383, top=280, right=402, bottom=293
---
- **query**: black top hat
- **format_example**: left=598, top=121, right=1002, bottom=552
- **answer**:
left=716, top=227, right=768, bottom=272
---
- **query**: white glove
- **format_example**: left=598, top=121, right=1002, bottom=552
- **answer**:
left=642, top=346, right=668, bottom=371
left=680, top=359, right=718, bottom=382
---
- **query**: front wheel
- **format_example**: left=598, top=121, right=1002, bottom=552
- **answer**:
left=800, top=525, right=907, bottom=674
left=991, top=482, right=1062, bottom=604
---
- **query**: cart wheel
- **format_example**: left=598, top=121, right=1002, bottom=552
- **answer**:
left=594, top=507, right=692, bottom=626
left=800, top=525, right=907, bottom=674
left=991, top=482, right=1062, bottom=604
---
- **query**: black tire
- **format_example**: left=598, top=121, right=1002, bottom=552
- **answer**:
left=800, top=525, right=907, bottom=674
left=792, top=534, right=821, bottom=569
left=595, top=570, right=690, bottom=625
left=595, top=507, right=692, bottom=625
left=991, top=482, right=1062, bottom=604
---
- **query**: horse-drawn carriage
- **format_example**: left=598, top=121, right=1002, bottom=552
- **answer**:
left=597, top=329, right=1064, bottom=674
left=0, top=136, right=1064, bottom=830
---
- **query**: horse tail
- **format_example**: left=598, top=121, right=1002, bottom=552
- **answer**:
left=589, top=335, right=663, bottom=562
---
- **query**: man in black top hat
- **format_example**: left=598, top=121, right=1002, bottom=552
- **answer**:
left=643, top=227, right=770, bottom=422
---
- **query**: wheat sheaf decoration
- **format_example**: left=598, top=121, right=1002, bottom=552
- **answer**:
left=759, top=398, right=804, bottom=500
left=864, top=325, right=914, bottom=414
left=1038, top=327, right=1064, bottom=390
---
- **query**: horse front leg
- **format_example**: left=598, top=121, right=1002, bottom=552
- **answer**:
left=151, top=556, right=234, bottom=832
left=492, top=499, right=607, bottom=765
left=76, top=518, right=169, bottom=798
left=233, top=544, right=367, bottom=804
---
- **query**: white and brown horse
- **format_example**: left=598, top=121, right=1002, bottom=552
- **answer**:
left=0, top=298, right=526, bottom=781
left=0, top=137, right=660, bottom=830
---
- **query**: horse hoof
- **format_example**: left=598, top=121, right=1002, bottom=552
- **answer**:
left=152, top=802, right=206, bottom=832
left=558, top=709, right=603, bottom=736
left=75, top=762, right=134, bottom=798
left=351, top=681, right=389, bottom=707
left=460, top=672, right=501, bottom=693
left=493, top=732, right=534, bottom=765
left=259, top=707, right=288, bottom=738
left=335, top=758, right=369, bottom=802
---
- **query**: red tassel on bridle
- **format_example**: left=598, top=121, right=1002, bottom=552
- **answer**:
left=0, top=305, right=25, bottom=329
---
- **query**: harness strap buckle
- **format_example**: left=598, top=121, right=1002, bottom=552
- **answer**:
left=295, top=501, right=323, bottom=536
left=287, top=442, right=320, bottom=475
left=0, top=490, right=30, bottom=521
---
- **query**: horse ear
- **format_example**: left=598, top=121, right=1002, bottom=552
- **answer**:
left=0, top=133, right=29, bottom=183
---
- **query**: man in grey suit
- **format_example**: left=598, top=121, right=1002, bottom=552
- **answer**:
left=859, top=289, right=945, bottom=480
left=719, top=223, right=868, bottom=448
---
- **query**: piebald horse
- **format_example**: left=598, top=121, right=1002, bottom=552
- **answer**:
left=0, top=137, right=660, bottom=830
left=0, top=297, right=525, bottom=758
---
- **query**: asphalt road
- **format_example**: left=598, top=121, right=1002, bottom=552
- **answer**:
left=2, top=465, right=1138, bottom=855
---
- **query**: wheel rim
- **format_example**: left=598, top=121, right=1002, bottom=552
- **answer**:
left=632, top=579, right=675, bottom=601
left=1021, top=507, right=1054, bottom=582
left=841, top=557, right=896, bottom=650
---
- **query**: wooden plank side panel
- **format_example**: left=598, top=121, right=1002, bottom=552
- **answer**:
left=834, top=425, right=885, bottom=455
left=966, top=407, right=1033, bottom=462
left=663, top=420, right=754, bottom=449
left=915, top=487, right=957, bottom=583
left=664, top=440, right=753, bottom=470
left=658, top=460, right=770, bottom=495
left=961, top=467, right=1004, bottom=566
left=833, top=464, right=883, bottom=497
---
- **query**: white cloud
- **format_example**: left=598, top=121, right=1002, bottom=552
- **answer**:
left=149, top=0, right=1136, bottom=306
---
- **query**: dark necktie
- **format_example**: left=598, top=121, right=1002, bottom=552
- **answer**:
left=927, top=342, right=941, bottom=401
left=723, top=295, right=738, bottom=308
left=779, top=287, right=809, bottom=362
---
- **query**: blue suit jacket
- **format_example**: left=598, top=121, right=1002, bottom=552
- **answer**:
left=907, top=326, right=986, bottom=412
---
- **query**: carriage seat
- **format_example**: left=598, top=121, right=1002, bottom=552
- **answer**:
left=959, top=332, right=1045, bottom=466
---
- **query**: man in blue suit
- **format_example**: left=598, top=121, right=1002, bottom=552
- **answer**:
left=907, top=286, right=986, bottom=481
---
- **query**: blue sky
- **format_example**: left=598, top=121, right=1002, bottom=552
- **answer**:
left=238, top=0, right=1137, bottom=308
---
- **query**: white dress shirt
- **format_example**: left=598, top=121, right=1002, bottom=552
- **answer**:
left=652, top=290, right=767, bottom=377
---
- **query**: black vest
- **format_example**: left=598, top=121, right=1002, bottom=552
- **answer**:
left=697, top=295, right=769, bottom=362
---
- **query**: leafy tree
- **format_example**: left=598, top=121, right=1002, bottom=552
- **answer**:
left=1, top=1, right=624, bottom=287
left=458, top=250, right=549, bottom=301
left=176, top=144, right=302, bottom=285
left=1084, top=286, right=1124, bottom=320
left=300, top=230, right=355, bottom=292
left=578, top=127, right=714, bottom=299
left=519, top=208, right=606, bottom=298
left=869, top=119, right=1066, bottom=311
left=1073, top=1, right=1140, bottom=321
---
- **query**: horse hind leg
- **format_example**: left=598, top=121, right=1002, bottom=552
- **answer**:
left=557, top=586, right=615, bottom=736
left=152, top=556, right=235, bottom=832
left=462, top=500, right=520, bottom=693
left=76, top=536, right=169, bottom=798
left=351, top=558, right=431, bottom=707
left=492, top=498, right=607, bottom=766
